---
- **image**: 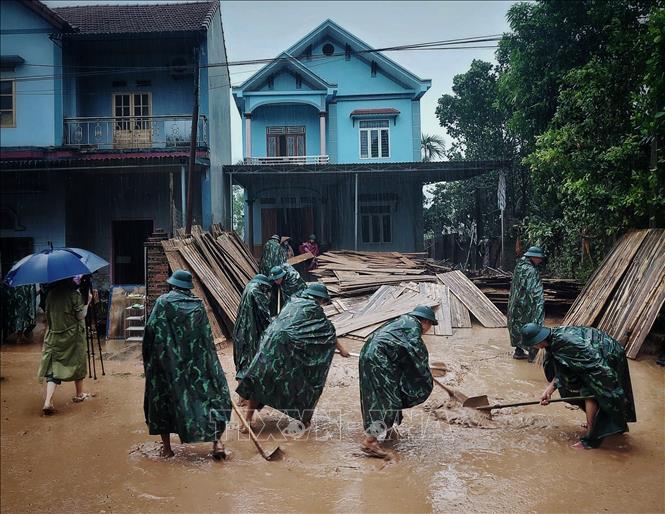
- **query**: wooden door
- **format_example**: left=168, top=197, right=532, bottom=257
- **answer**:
left=113, top=93, right=151, bottom=148
left=261, top=208, right=280, bottom=244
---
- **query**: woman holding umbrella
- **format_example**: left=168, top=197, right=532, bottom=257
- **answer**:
left=38, top=277, right=92, bottom=414
left=4, top=245, right=108, bottom=415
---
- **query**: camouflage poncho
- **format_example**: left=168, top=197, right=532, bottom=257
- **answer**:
left=508, top=256, right=544, bottom=349
left=232, top=279, right=272, bottom=381
left=143, top=289, right=231, bottom=443
left=359, top=315, right=433, bottom=434
left=278, top=263, right=306, bottom=305
left=543, top=326, right=636, bottom=448
left=1, top=283, right=36, bottom=337
left=259, top=237, right=285, bottom=276
left=236, top=295, right=336, bottom=424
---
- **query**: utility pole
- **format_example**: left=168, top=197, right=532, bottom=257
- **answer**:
left=185, top=46, right=200, bottom=236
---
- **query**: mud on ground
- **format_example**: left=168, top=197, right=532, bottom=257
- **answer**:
left=1, top=323, right=664, bottom=513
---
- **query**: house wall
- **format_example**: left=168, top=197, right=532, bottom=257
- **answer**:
left=0, top=0, right=62, bottom=147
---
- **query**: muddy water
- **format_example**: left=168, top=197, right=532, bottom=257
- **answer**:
left=1, top=322, right=663, bottom=513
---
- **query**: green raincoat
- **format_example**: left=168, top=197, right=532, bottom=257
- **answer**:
left=143, top=289, right=231, bottom=443
left=232, top=279, right=272, bottom=381
left=359, top=314, right=433, bottom=433
left=1, top=284, right=36, bottom=337
left=259, top=237, right=285, bottom=276
left=543, top=326, right=636, bottom=448
left=275, top=263, right=306, bottom=310
left=37, top=282, right=87, bottom=382
left=508, top=256, right=544, bottom=349
left=236, top=295, right=336, bottom=424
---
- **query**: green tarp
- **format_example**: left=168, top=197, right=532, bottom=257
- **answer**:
left=359, top=314, right=433, bottom=433
left=143, top=289, right=231, bottom=443
left=508, top=256, right=544, bottom=349
left=544, top=326, right=637, bottom=448
left=259, top=237, right=285, bottom=276
left=236, top=295, right=336, bottom=424
left=232, top=278, right=272, bottom=381
left=278, top=263, right=306, bottom=306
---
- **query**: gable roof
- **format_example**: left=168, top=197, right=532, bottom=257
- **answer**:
left=53, top=1, right=219, bottom=36
left=20, top=0, right=73, bottom=31
left=286, top=19, right=431, bottom=95
left=237, top=52, right=336, bottom=92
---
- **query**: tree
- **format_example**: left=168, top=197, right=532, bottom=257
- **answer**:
left=420, top=133, right=445, bottom=162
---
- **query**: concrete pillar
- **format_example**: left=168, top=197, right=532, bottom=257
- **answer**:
left=319, top=112, right=326, bottom=157
left=244, top=113, right=252, bottom=160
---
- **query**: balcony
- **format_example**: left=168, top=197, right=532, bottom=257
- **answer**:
left=63, top=115, right=208, bottom=150
left=243, top=155, right=329, bottom=165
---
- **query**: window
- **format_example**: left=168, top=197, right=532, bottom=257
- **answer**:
left=1, top=79, right=16, bottom=128
left=361, top=204, right=392, bottom=244
left=359, top=120, right=389, bottom=159
left=267, top=126, right=305, bottom=157
left=322, top=43, right=335, bottom=56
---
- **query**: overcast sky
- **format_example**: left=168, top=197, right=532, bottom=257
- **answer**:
left=45, top=0, right=516, bottom=161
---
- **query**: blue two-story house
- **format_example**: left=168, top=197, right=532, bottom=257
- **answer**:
left=230, top=20, right=502, bottom=255
left=0, top=0, right=231, bottom=285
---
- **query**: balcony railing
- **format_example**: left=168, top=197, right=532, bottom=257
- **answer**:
left=243, top=155, right=329, bottom=165
left=63, top=115, right=208, bottom=150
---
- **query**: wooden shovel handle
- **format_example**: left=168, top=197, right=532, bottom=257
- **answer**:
left=230, top=399, right=270, bottom=459
left=478, top=395, right=594, bottom=410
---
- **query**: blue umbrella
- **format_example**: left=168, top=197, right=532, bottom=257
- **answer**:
left=66, top=247, right=109, bottom=273
left=4, top=247, right=107, bottom=287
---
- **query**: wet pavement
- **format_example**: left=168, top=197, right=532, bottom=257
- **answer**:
left=1, top=322, right=664, bottom=513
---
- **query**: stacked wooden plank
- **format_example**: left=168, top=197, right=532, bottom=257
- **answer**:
left=311, top=251, right=436, bottom=297
left=472, top=275, right=582, bottom=309
left=161, top=225, right=258, bottom=338
left=564, top=229, right=665, bottom=358
left=437, top=271, right=506, bottom=328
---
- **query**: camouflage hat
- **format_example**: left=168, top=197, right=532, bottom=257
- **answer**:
left=270, top=234, right=280, bottom=242
left=308, top=234, right=317, bottom=241
left=303, top=282, right=330, bottom=301
left=269, top=265, right=287, bottom=281
left=167, top=269, right=193, bottom=289
left=408, top=305, right=438, bottom=325
left=521, top=323, right=551, bottom=347
left=524, top=246, right=545, bottom=259
left=253, top=274, right=272, bottom=287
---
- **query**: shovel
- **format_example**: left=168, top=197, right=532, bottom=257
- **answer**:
left=336, top=351, right=450, bottom=376
left=472, top=395, right=594, bottom=411
left=230, top=399, right=283, bottom=461
left=429, top=365, right=489, bottom=407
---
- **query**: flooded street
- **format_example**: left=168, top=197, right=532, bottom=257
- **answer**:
left=1, top=321, right=663, bottom=513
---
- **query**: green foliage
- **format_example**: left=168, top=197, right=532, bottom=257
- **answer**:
left=420, top=133, right=446, bottom=162
left=232, top=185, right=245, bottom=237
left=426, top=0, right=664, bottom=279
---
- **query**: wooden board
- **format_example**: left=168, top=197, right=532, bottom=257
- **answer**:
left=596, top=229, right=665, bottom=357
left=288, top=252, right=314, bottom=266
left=563, top=230, right=650, bottom=326
left=437, top=271, right=506, bottom=328
left=449, top=293, right=471, bottom=328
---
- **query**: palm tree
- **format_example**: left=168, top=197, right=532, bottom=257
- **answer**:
left=421, top=133, right=445, bottom=162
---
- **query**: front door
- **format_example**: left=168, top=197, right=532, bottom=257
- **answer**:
left=113, top=93, right=152, bottom=149
left=267, top=126, right=306, bottom=159
left=112, top=219, right=153, bottom=284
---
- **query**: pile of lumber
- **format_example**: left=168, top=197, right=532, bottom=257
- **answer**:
left=563, top=229, right=665, bottom=359
left=327, top=271, right=506, bottom=340
left=311, top=251, right=439, bottom=297
left=472, top=274, right=582, bottom=309
left=161, top=224, right=258, bottom=339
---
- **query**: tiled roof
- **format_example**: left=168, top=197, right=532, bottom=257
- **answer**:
left=350, top=108, right=401, bottom=116
left=53, top=1, right=219, bottom=35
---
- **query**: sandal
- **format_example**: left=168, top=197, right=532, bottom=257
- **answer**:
left=212, top=447, right=228, bottom=461
left=360, top=444, right=390, bottom=459
left=72, top=393, right=91, bottom=403
left=42, top=405, right=56, bottom=416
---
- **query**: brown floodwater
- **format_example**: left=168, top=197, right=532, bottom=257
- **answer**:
left=1, top=321, right=663, bottom=513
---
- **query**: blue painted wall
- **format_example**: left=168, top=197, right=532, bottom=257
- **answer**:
left=249, top=104, right=321, bottom=157
left=0, top=0, right=62, bottom=147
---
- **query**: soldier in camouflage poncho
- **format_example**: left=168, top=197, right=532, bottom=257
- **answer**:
left=233, top=274, right=273, bottom=382
left=508, top=246, right=545, bottom=361
left=1, top=283, right=36, bottom=342
left=359, top=306, right=436, bottom=458
left=143, top=270, right=231, bottom=459
left=269, top=263, right=306, bottom=313
left=521, top=323, right=636, bottom=449
left=237, top=283, right=349, bottom=429
left=259, top=235, right=285, bottom=276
